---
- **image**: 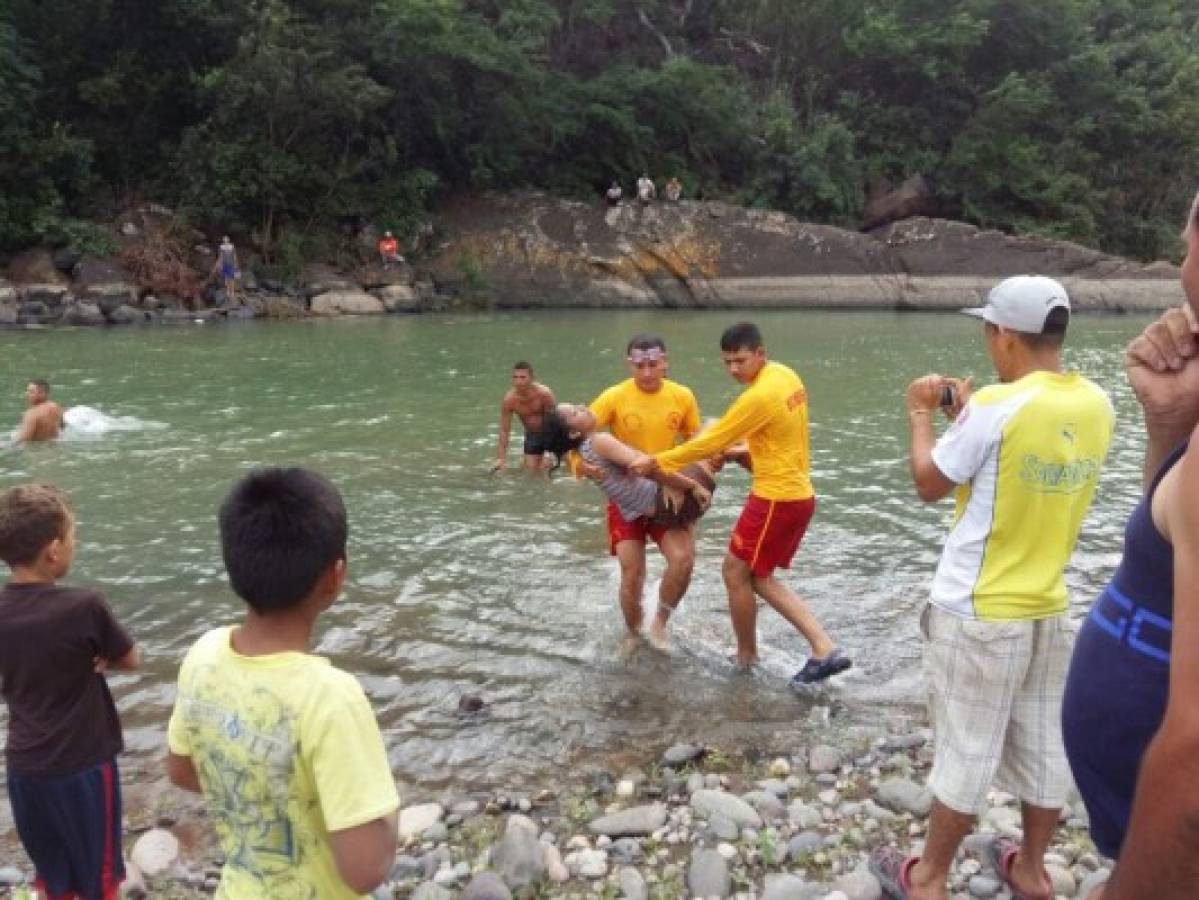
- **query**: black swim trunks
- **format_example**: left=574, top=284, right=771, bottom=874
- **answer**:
left=523, top=430, right=547, bottom=456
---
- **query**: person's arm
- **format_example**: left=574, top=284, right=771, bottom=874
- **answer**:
left=329, top=813, right=400, bottom=895
left=167, top=752, right=203, bottom=794
left=103, top=644, right=141, bottom=671
left=638, top=390, right=771, bottom=475
left=12, top=409, right=36, bottom=444
left=492, top=400, right=512, bottom=471
left=1103, top=431, right=1199, bottom=898
left=1124, top=305, right=1199, bottom=489
left=590, top=433, right=700, bottom=493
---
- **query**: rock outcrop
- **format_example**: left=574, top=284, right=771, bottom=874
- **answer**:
left=426, top=192, right=1180, bottom=312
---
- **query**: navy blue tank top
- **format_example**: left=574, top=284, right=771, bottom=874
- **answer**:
left=1061, top=441, right=1184, bottom=858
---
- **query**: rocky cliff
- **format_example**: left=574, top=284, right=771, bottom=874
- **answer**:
left=427, top=192, right=1182, bottom=312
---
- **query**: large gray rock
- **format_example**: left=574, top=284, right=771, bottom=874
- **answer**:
left=788, top=801, right=822, bottom=829
left=61, top=301, right=106, bottom=326
left=808, top=745, right=843, bottom=774
left=662, top=743, right=704, bottom=766
left=687, top=847, right=731, bottom=898
left=376, top=283, right=422, bottom=312
left=831, top=863, right=883, bottom=900
left=0, top=280, right=16, bottom=305
left=310, top=289, right=386, bottom=315
left=411, top=884, right=453, bottom=900
left=459, top=871, right=512, bottom=900
left=0, top=304, right=17, bottom=325
left=861, top=174, right=937, bottom=230
left=0, top=867, right=25, bottom=886
left=78, top=282, right=139, bottom=314
left=106, top=304, right=145, bottom=325
left=130, top=828, right=179, bottom=878
left=491, top=814, right=546, bottom=889
left=399, top=803, right=444, bottom=841
left=589, top=803, right=668, bottom=836
left=618, top=866, right=648, bottom=900
left=877, top=777, right=934, bottom=816
left=741, top=790, right=787, bottom=822
left=762, top=873, right=824, bottom=900
left=691, top=789, right=763, bottom=828
left=20, top=284, right=69, bottom=307
left=787, top=831, right=824, bottom=861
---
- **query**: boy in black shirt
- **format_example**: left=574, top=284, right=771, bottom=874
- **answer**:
left=0, top=483, right=140, bottom=899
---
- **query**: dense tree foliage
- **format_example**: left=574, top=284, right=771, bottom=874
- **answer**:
left=2, top=0, right=1196, bottom=260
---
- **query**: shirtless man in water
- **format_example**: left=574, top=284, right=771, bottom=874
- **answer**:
left=15, top=380, right=64, bottom=443
left=491, top=362, right=556, bottom=471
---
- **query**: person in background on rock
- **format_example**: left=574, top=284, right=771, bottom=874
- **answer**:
left=870, top=276, right=1113, bottom=900
left=0, top=483, right=141, bottom=900
left=492, top=361, right=556, bottom=472
left=1061, top=193, right=1199, bottom=900
left=166, top=467, right=399, bottom=898
left=13, top=378, right=64, bottom=443
left=211, top=235, right=239, bottom=305
left=627, top=323, right=850, bottom=683
left=664, top=177, right=683, bottom=202
left=605, top=181, right=623, bottom=207
left=637, top=174, right=656, bottom=204
left=578, top=335, right=702, bottom=651
left=377, top=230, right=403, bottom=267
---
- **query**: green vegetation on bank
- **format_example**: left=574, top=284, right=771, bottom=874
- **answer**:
left=2, top=0, right=1197, bottom=262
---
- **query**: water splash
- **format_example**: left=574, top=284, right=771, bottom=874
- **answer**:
left=62, top=405, right=168, bottom=439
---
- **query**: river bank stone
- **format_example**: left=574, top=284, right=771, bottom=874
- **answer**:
left=831, top=863, right=883, bottom=900
left=691, top=789, right=763, bottom=828
left=808, top=745, right=842, bottom=774
left=589, top=803, right=667, bottom=836
left=762, top=872, right=822, bottom=899
left=619, top=865, right=648, bottom=900
left=310, top=289, right=386, bottom=315
left=399, top=803, right=444, bottom=841
left=130, top=828, right=179, bottom=877
left=688, top=847, right=731, bottom=898
left=877, top=777, right=933, bottom=816
left=460, top=871, right=512, bottom=899
left=662, top=743, right=704, bottom=766
left=491, top=814, right=546, bottom=888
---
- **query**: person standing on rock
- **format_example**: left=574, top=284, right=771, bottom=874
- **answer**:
left=637, top=174, right=656, bottom=204
left=492, top=361, right=557, bottom=472
left=627, top=323, right=849, bottom=682
left=664, top=177, right=683, bottom=202
left=579, top=335, right=701, bottom=650
left=211, top=235, right=239, bottom=305
left=605, top=182, right=623, bottom=207
left=13, top=378, right=64, bottom=443
left=1060, top=194, right=1199, bottom=900
left=869, top=276, right=1113, bottom=900
left=377, top=230, right=403, bottom=267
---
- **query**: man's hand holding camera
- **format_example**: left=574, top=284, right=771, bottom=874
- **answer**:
left=906, top=374, right=974, bottom=423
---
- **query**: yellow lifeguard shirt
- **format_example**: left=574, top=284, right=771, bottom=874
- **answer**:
left=167, top=627, right=400, bottom=899
left=590, top=378, right=701, bottom=453
left=655, top=361, right=814, bottom=501
left=930, top=370, right=1113, bottom=620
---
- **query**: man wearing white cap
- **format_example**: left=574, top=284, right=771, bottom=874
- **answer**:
left=870, top=275, right=1115, bottom=900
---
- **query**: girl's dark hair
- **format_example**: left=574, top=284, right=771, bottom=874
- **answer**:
left=539, top=409, right=584, bottom=474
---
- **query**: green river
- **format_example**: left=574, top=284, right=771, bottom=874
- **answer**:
left=0, top=310, right=1155, bottom=827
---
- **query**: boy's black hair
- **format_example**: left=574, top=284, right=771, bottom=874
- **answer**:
left=539, top=409, right=584, bottom=474
left=720, top=322, right=763, bottom=352
left=29, top=378, right=50, bottom=394
left=513, top=360, right=533, bottom=373
left=0, top=483, right=71, bottom=567
left=626, top=334, right=666, bottom=354
left=1014, top=306, right=1070, bottom=350
left=219, top=468, right=347, bottom=614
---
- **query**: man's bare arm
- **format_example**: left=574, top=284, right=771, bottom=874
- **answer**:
left=13, top=409, right=37, bottom=443
left=1104, top=432, right=1199, bottom=898
left=329, top=812, right=399, bottom=894
left=492, top=399, right=513, bottom=470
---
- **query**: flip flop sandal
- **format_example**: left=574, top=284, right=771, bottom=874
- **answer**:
left=987, top=835, right=1052, bottom=900
left=868, top=846, right=919, bottom=899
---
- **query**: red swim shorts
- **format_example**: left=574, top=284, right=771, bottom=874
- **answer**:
left=729, top=494, right=816, bottom=577
left=606, top=501, right=669, bottom=555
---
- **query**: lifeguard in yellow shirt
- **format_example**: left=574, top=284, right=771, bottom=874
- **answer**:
left=629, top=323, right=850, bottom=684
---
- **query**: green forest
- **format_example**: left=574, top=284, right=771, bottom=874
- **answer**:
left=2, top=0, right=1196, bottom=263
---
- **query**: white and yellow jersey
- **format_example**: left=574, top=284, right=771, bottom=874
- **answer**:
left=930, top=370, right=1113, bottom=621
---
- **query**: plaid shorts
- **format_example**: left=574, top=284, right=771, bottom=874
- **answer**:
left=922, top=604, right=1076, bottom=815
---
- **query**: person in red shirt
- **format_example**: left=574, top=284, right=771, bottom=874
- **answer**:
left=378, top=231, right=403, bottom=267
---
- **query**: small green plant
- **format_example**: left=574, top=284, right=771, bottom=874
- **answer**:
left=454, top=249, right=491, bottom=307
left=650, top=869, right=685, bottom=900
left=705, top=748, right=732, bottom=772
left=757, top=828, right=781, bottom=867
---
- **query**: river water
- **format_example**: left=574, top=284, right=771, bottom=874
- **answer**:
left=0, top=310, right=1154, bottom=813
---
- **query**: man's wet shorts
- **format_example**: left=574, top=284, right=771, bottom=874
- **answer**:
left=7, top=758, right=125, bottom=899
left=523, top=430, right=547, bottom=456
left=729, top=494, right=816, bottom=577
left=606, top=501, right=669, bottom=555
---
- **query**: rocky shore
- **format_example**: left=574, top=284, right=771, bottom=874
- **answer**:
left=0, top=719, right=1110, bottom=899
left=0, top=194, right=1184, bottom=328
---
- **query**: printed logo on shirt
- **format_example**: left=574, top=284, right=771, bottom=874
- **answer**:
left=1019, top=454, right=1101, bottom=494
left=667, top=412, right=682, bottom=431
left=622, top=413, right=643, bottom=433
left=785, top=389, right=807, bottom=411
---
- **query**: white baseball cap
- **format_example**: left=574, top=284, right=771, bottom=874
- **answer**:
left=962, top=275, right=1070, bottom=333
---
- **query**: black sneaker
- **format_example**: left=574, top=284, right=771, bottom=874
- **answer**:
left=791, top=649, right=852, bottom=685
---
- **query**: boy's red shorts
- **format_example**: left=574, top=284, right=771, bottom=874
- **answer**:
left=606, top=501, right=668, bottom=555
left=729, top=494, right=816, bottom=577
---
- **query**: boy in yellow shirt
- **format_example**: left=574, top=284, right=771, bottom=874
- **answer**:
left=167, top=468, right=399, bottom=898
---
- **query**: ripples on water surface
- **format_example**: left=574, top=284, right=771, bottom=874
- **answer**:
left=0, top=310, right=1155, bottom=803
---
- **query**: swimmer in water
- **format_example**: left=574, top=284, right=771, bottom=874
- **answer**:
left=13, top=380, right=64, bottom=444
